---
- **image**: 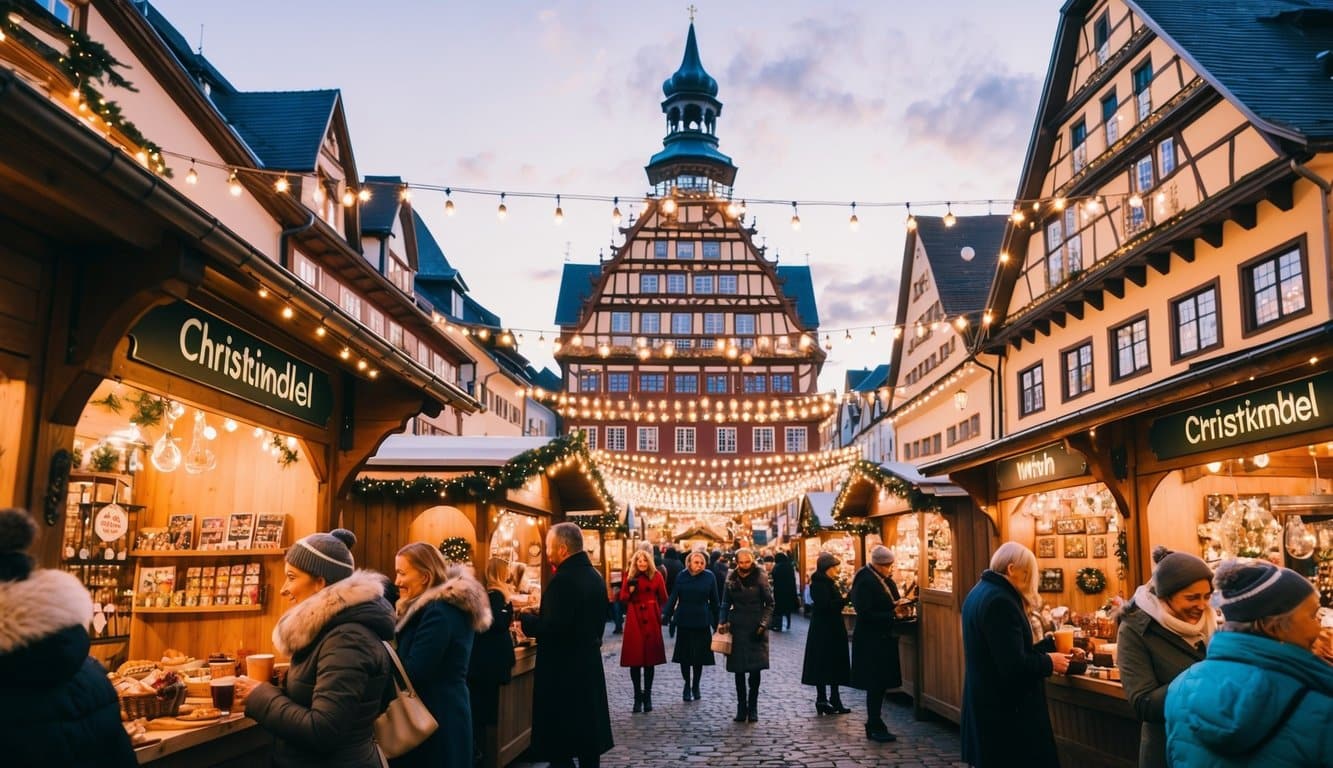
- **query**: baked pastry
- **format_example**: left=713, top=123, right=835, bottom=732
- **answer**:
left=176, top=706, right=222, bottom=721
left=117, top=660, right=159, bottom=678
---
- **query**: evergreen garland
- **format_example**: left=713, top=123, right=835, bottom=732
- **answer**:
left=1075, top=567, right=1107, bottom=595
left=0, top=2, right=170, bottom=175
left=348, top=432, right=617, bottom=518
left=438, top=537, right=471, bottom=563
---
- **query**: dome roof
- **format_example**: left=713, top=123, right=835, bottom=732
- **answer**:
left=661, top=23, right=718, bottom=98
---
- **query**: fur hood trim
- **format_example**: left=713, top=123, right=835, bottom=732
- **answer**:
left=397, top=570, right=492, bottom=633
left=0, top=569, right=94, bottom=654
left=272, top=570, right=385, bottom=656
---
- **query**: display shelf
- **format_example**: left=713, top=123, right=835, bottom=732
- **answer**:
left=130, top=549, right=287, bottom=558
left=89, top=634, right=130, bottom=645
left=62, top=557, right=131, bottom=565
left=134, top=604, right=264, bottom=615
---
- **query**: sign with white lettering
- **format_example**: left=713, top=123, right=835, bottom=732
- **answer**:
left=128, top=302, right=333, bottom=427
left=996, top=442, right=1088, bottom=491
left=1149, top=372, right=1333, bottom=460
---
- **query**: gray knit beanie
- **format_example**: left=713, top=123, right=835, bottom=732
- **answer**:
left=1150, top=546, right=1213, bottom=599
left=1214, top=559, right=1315, bottom=623
left=286, top=528, right=356, bottom=584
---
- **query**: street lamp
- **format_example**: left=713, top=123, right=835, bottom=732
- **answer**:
left=954, top=389, right=968, bottom=411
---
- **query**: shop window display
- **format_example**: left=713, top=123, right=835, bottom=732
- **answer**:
left=926, top=514, right=952, bottom=592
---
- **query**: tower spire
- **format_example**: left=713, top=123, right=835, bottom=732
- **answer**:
left=645, top=20, right=737, bottom=192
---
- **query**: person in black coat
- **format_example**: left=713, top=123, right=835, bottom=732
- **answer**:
left=661, top=550, right=719, bottom=702
left=802, top=552, right=851, bottom=716
left=470, top=557, right=517, bottom=766
left=660, top=547, right=684, bottom=637
left=709, top=550, right=730, bottom=608
left=718, top=548, right=774, bottom=723
left=238, top=530, right=395, bottom=768
left=391, top=543, right=491, bottom=768
left=529, top=522, right=612, bottom=768
left=0, top=508, right=136, bottom=768
left=849, top=545, right=903, bottom=743
left=768, top=551, right=799, bottom=632
left=960, top=542, right=1070, bottom=768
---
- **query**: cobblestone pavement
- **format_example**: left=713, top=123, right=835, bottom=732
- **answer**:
left=514, top=613, right=966, bottom=768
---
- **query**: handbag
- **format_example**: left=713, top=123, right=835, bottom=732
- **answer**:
left=710, top=629, right=732, bottom=655
left=373, top=640, right=439, bottom=759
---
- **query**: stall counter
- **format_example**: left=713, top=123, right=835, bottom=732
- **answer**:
left=1044, top=674, right=1137, bottom=768
left=134, top=714, right=272, bottom=767
left=484, top=643, right=538, bottom=768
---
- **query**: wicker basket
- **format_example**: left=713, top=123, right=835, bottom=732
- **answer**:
left=120, top=683, right=186, bottom=720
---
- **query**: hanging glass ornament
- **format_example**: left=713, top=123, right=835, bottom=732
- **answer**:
left=150, top=430, right=181, bottom=473
left=1286, top=515, right=1317, bottom=560
left=184, top=410, right=217, bottom=474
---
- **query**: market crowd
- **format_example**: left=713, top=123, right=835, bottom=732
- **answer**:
left=4, top=501, right=1332, bottom=768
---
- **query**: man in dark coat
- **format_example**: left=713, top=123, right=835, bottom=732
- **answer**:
left=848, top=546, right=903, bottom=743
left=768, top=550, right=798, bottom=632
left=709, top=550, right=730, bottom=608
left=960, top=542, right=1069, bottom=768
left=530, top=522, right=613, bottom=767
left=660, top=547, right=684, bottom=637
left=0, top=508, right=136, bottom=768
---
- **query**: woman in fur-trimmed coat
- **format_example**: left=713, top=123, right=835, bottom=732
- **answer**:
left=391, top=544, right=492, bottom=768
left=0, top=508, right=136, bottom=768
left=240, top=529, right=395, bottom=768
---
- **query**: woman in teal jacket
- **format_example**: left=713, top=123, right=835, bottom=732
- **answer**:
left=1165, top=559, right=1333, bottom=767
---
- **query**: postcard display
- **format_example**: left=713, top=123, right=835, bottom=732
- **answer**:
left=132, top=514, right=286, bottom=609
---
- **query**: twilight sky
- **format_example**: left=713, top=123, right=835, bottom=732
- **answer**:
left=151, top=0, right=1064, bottom=390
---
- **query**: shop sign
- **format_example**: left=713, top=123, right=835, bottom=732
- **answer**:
left=996, top=442, right=1088, bottom=491
left=1149, top=372, right=1333, bottom=460
left=129, top=302, right=333, bottom=427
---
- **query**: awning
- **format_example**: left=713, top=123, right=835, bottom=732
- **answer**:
left=802, top=492, right=838, bottom=527
left=836, top=461, right=968, bottom=518
left=366, top=435, right=553, bottom=468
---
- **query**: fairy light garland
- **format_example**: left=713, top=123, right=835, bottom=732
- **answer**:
left=830, top=460, right=942, bottom=520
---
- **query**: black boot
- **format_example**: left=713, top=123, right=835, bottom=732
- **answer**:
left=632, top=692, right=643, bottom=714
left=733, top=675, right=747, bottom=722
left=683, top=681, right=692, bottom=701
left=816, top=684, right=832, bottom=715
left=643, top=689, right=653, bottom=712
left=865, top=722, right=897, bottom=743
left=746, top=683, right=759, bottom=722
left=829, top=686, right=851, bottom=715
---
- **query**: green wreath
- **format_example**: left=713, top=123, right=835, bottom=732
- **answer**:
left=1075, top=567, right=1107, bottom=595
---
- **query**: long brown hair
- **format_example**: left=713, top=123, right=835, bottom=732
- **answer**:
left=483, top=556, right=514, bottom=597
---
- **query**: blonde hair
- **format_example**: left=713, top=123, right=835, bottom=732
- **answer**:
left=395, top=542, right=453, bottom=615
left=629, top=548, right=658, bottom=578
left=990, top=541, right=1039, bottom=608
left=685, top=550, right=708, bottom=569
left=484, top=556, right=514, bottom=597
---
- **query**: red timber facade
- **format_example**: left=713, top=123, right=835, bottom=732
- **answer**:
left=552, top=23, right=830, bottom=513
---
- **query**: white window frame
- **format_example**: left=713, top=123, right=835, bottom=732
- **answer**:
left=606, top=426, right=627, bottom=452
left=676, top=242, right=695, bottom=260
left=703, top=313, right=724, bottom=334
left=294, top=252, right=320, bottom=289
left=752, top=426, right=775, bottom=453
left=654, top=241, right=668, bottom=259
left=666, top=274, right=687, bottom=294
left=637, top=427, right=659, bottom=452
left=671, top=313, right=692, bottom=335
left=735, top=314, right=756, bottom=336
left=693, top=274, right=714, bottom=294
left=339, top=285, right=363, bottom=321
left=1112, top=317, right=1151, bottom=380
left=1173, top=285, right=1220, bottom=358
left=611, top=312, right=631, bottom=334
left=1158, top=138, right=1176, bottom=176
left=702, top=241, right=722, bottom=259
left=1135, top=155, right=1154, bottom=192
left=675, top=427, right=696, bottom=454
left=719, top=275, right=738, bottom=294
left=784, top=426, right=808, bottom=452
left=580, top=426, right=598, bottom=450
left=716, top=427, right=737, bottom=454
left=366, top=308, right=385, bottom=338
left=640, top=273, right=659, bottom=293
left=607, top=372, right=630, bottom=392
left=640, top=312, right=660, bottom=335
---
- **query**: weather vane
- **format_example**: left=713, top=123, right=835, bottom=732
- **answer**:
left=688, top=4, right=697, bottom=22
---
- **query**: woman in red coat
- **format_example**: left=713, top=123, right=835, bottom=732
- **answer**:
left=620, top=548, right=668, bottom=713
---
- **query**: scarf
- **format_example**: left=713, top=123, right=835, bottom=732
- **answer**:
left=1131, top=583, right=1215, bottom=650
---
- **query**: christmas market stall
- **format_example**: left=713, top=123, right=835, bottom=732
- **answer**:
left=831, top=460, right=986, bottom=722
left=349, top=432, right=616, bottom=768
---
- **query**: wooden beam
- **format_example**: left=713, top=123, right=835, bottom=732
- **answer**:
left=1063, top=431, right=1130, bottom=517
left=1171, top=240, right=1195, bottom=262
left=1065, top=301, right=1085, bottom=320
left=1022, top=328, right=1036, bottom=345
left=1035, top=318, right=1051, bottom=338
left=1051, top=309, right=1067, bottom=329
left=1126, top=264, right=1148, bottom=287
left=1264, top=179, right=1295, bottom=211
left=1085, top=290, right=1105, bottom=311
left=1106, top=277, right=1125, bottom=299
left=1201, top=222, right=1224, bottom=249
left=1229, top=202, right=1258, bottom=230
left=1147, top=251, right=1172, bottom=275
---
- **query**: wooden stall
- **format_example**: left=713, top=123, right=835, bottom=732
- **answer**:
left=347, top=433, right=615, bottom=768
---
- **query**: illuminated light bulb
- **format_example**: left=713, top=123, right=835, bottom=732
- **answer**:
left=341, top=188, right=355, bottom=207
left=637, top=347, right=651, bottom=360
left=274, top=175, right=290, bottom=193
left=598, top=343, right=610, bottom=357
left=848, top=202, right=859, bottom=231
left=253, top=427, right=264, bottom=438
left=315, top=325, right=326, bottom=338
left=661, top=196, right=677, bottom=215
left=281, top=305, right=294, bottom=319
left=476, top=328, right=490, bottom=340
left=203, top=425, right=218, bottom=441
left=357, top=359, right=368, bottom=371
left=287, top=436, right=298, bottom=449
left=916, top=323, right=925, bottom=338
left=1206, top=461, right=1223, bottom=473
left=1011, top=208, right=1025, bottom=224
left=1128, top=193, right=1143, bottom=209
left=662, top=342, right=675, bottom=358
left=553, top=195, right=564, bottom=225
left=312, top=184, right=325, bottom=204
left=357, top=187, right=371, bottom=202
left=399, top=186, right=412, bottom=202
left=185, top=163, right=199, bottom=185
left=497, top=193, right=508, bottom=220
left=790, top=202, right=801, bottom=231
left=612, top=196, right=622, bottom=224
left=441, top=188, right=455, bottom=216
left=339, top=347, right=351, bottom=360
left=222, top=418, right=238, bottom=433
left=1155, top=191, right=1167, bottom=203
left=1252, top=453, right=1270, bottom=469
left=1085, top=196, right=1102, bottom=214
left=824, top=335, right=833, bottom=351
left=228, top=171, right=243, bottom=197
left=983, top=311, right=994, bottom=326
left=943, top=203, right=957, bottom=228
left=1053, top=197, right=1066, bottom=211
left=999, top=251, right=1010, bottom=264
left=135, top=149, right=149, bottom=166
left=571, top=334, right=584, bottom=347
left=726, top=346, right=739, bottom=359
left=893, top=326, right=903, bottom=339
left=798, top=334, right=812, bottom=349
left=725, top=199, right=740, bottom=218
left=955, top=316, right=969, bottom=330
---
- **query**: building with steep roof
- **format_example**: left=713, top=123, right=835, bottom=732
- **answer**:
left=552, top=22, right=831, bottom=518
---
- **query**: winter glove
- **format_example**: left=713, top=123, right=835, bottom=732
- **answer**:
left=753, top=625, right=766, bottom=640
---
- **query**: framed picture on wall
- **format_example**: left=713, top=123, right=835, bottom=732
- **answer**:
left=1091, top=536, right=1108, bottom=558
left=1204, top=494, right=1231, bottom=522
left=1064, top=535, right=1087, bottom=558
left=1035, top=517, right=1055, bottom=535
left=1039, top=568, right=1064, bottom=593
left=1056, top=518, right=1086, bottom=535
left=1085, top=516, right=1107, bottom=535
left=582, top=531, right=602, bottom=565
left=1036, top=536, right=1057, bottom=559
